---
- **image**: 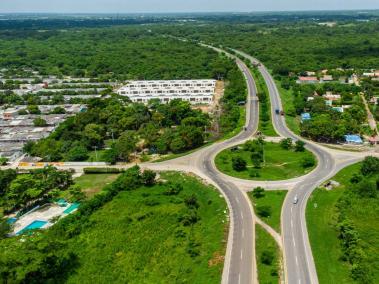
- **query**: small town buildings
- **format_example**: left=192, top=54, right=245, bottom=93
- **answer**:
left=344, top=135, right=363, bottom=144
left=296, top=76, right=319, bottom=84
left=116, top=79, right=217, bottom=104
left=323, top=92, right=341, bottom=101
left=321, top=75, right=333, bottom=82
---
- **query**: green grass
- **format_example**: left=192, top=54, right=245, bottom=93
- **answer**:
left=252, top=68, right=277, bottom=137
left=255, top=224, right=281, bottom=284
left=248, top=190, right=287, bottom=232
left=215, top=142, right=316, bottom=181
left=65, top=172, right=227, bottom=283
left=74, top=173, right=120, bottom=197
left=275, top=81, right=301, bottom=135
left=307, top=162, right=379, bottom=283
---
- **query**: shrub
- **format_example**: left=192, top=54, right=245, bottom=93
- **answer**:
left=184, top=194, right=199, bottom=209
left=249, top=169, right=261, bottom=178
left=295, top=140, right=306, bottom=152
left=280, top=138, right=293, bottom=150
left=361, top=156, right=379, bottom=176
left=257, top=205, right=271, bottom=218
left=252, top=187, right=265, bottom=198
left=261, top=250, right=274, bottom=265
left=141, top=170, right=156, bottom=186
left=301, top=156, right=315, bottom=168
left=164, top=183, right=183, bottom=195
left=83, top=167, right=125, bottom=174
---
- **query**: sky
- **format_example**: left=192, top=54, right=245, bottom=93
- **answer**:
left=0, top=0, right=379, bottom=13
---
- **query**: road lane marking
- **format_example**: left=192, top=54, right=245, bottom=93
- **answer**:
left=238, top=273, right=241, bottom=284
left=295, top=256, right=299, bottom=266
left=242, top=228, right=245, bottom=238
left=292, top=237, right=296, bottom=247
left=240, top=250, right=243, bottom=260
left=240, top=212, right=244, bottom=220
left=291, top=219, right=294, bottom=228
left=236, top=198, right=240, bottom=205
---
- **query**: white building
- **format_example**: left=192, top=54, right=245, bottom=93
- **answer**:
left=116, top=79, right=217, bottom=104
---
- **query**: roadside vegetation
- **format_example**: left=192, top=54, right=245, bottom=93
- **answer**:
left=248, top=188, right=287, bottom=232
left=215, top=138, right=316, bottom=181
left=0, top=168, right=227, bottom=283
left=255, top=224, right=281, bottom=284
left=307, top=157, right=379, bottom=284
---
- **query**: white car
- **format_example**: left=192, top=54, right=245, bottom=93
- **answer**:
left=293, top=195, right=299, bottom=204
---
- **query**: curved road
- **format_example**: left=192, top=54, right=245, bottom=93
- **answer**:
left=197, top=49, right=260, bottom=284
left=232, top=49, right=359, bottom=284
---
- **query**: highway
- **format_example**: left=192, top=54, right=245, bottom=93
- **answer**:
left=197, top=53, right=260, bottom=284
left=232, top=49, right=359, bottom=284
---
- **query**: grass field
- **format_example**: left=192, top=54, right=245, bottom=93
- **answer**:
left=252, top=68, right=277, bottom=137
left=307, top=162, right=379, bottom=283
left=74, top=173, right=120, bottom=197
left=255, top=224, right=281, bottom=284
left=248, top=190, right=287, bottom=232
left=215, top=142, right=316, bottom=181
left=65, top=172, right=227, bottom=283
left=275, top=81, right=301, bottom=135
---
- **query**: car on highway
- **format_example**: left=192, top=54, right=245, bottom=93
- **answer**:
left=293, top=195, right=298, bottom=204
left=275, top=109, right=280, bottom=115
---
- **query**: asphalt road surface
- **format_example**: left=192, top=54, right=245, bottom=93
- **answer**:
left=198, top=50, right=260, bottom=284
left=233, top=49, right=337, bottom=284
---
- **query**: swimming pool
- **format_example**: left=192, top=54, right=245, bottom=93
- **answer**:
left=63, top=203, right=80, bottom=214
left=16, top=220, right=48, bottom=235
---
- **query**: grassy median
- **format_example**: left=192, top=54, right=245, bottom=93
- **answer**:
left=248, top=190, right=287, bottom=232
left=215, top=141, right=316, bottom=181
left=256, top=224, right=281, bottom=284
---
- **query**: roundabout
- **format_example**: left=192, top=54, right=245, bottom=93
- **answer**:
left=215, top=140, right=316, bottom=181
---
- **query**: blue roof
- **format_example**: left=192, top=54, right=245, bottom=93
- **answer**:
left=344, top=135, right=363, bottom=143
left=301, top=113, right=311, bottom=120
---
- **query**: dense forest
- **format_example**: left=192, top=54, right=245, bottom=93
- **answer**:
left=0, top=28, right=230, bottom=80
left=156, top=22, right=379, bottom=74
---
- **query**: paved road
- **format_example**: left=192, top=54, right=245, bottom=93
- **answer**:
left=232, top=49, right=346, bottom=284
left=196, top=52, right=260, bottom=284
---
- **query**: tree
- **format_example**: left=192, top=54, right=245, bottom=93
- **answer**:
left=103, top=147, right=118, bottom=165
left=0, top=157, right=8, bottom=166
left=257, top=205, right=271, bottom=218
left=252, top=187, right=265, bottom=198
left=50, top=106, right=66, bottom=114
left=0, top=220, right=11, bottom=239
left=295, top=140, right=306, bottom=152
left=66, top=145, right=89, bottom=161
left=251, top=152, right=263, bottom=168
left=141, top=170, right=156, bottom=186
left=232, top=156, right=247, bottom=171
left=83, top=123, right=104, bottom=147
left=27, top=105, right=41, bottom=114
left=69, top=184, right=85, bottom=201
left=361, top=156, right=379, bottom=176
left=115, top=131, right=138, bottom=161
left=280, top=138, right=293, bottom=150
left=33, top=117, right=47, bottom=127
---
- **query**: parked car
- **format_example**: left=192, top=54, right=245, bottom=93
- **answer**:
left=293, top=195, right=298, bottom=204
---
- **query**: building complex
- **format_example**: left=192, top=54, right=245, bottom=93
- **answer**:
left=116, top=79, right=217, bottom=104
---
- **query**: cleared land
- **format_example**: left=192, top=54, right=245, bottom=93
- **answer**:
left=215, top=142, right=315, bottom=181
left=255, top=224, right=281, bottom=284
left=65, top=172, right=227, bottom=283
left=307, top=162, right=379, bottom=283
left=74, top=173, right=120, bottom=197
left=248, top=190, right=287, bottom=232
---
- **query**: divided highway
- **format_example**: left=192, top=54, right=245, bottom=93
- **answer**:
left=233, top=49, right=338, bottom=284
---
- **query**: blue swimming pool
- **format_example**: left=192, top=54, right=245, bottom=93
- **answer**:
left=16, top=220, right=48, bottom=235
left=63, top=203, right=80, bottom=214
left=7, top=217, right=17, bottom=224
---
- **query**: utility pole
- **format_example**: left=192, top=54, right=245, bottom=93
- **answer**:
left=94, top=146, right=98, bottom=162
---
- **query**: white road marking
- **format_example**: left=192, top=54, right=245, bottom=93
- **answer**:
left=292, top=237, right=296, bottom=247
left=240, top=212, right=244, bottom=220
left=295, top=256, right=299, bottom=266
left=291, top=219, right=294, bottom=228
left=236, top=198, right=240, bottom=205
left=240, top=250, right=243, bottom=260
left=238, top=273, right=241, bottom=284
left=242, top=228, right=245, bottom=238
